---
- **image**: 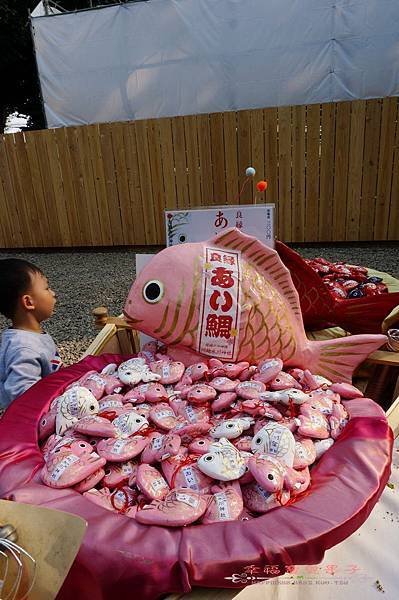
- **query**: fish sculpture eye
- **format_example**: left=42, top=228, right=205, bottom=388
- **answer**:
left=255, top=437, right=262, bottom=445
left=142, top=280, right=164, bottom=304
left=204, top=455, right=214, bottom=462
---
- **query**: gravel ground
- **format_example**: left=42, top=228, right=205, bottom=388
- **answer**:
left=0, top=243, right=398, bottom=365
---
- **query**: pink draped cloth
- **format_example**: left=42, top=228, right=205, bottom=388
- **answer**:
left=0, top=354, right=393, bottom=600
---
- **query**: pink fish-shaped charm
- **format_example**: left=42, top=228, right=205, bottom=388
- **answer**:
left=84, top=486, right=138, bottom=514
left=140, top=432, right=181, bottom=463
left=314, top=438, right=335, bottom=459
left=183, top=362, right=210, bottom=382
left=293, top=438, right=317, bottom=469
left=135, top=488, right=208, bottom=527
left=41, top=442, right=106, bottom=489
left=197, top=437, right=246, bottom=482
left=97, top=436, right=148, bottom=462
left=269, top=371, right=301, bottom=391
left=253, top=358, right=283, bottom=384
left=73, top=415, right=117, bottom=438
left=169, top=397, right=210, bottom=423
left=189, top=437, right=213, bottom=455
left=290, top=466, right=311, bottom=497
left=149, top=359, right=185, bottom=385
left=242, top=482, right=290, bottom=513
left=301, top=396, right=334, bottom=415
left=297, top=409, right=330, bottom=439
left=209, top=359, right=249, bottom=379
left=112, top=411, right=149, bottom=439
left=209, top=377, right=239, bottom=393
left=74, top=468, right=105, bottom=494
left=149, top=402, right=179, bottom=430
left=233, top=435, right=253, bottom=452
left=73, top=371, right=106, bottom=400
left=123, top=382, right=168, bottom=404
left=251, top=423, right=296, bottom=467
left=118, top=357, right=161, bottom=386
left=329, top=402, right=349, bottom=439
left=248, top=454, right=306, bottom=494
left=124, top=228, right=386, bottom=382
left=201, top=482, right=244, bottom=524
left=103, top=461, right=138, bottom=488
left=240, top=399, right=283, bottom=421
left=98, top=394, right=125, bottom=415
left=235, top=381, right=266, bottom=400
left=38, top=410, right=56, bottom=441
left=187, top=384, right=217, bottom=404
left=136, top=464, right=170, bottom=500
left=212, top=392, right=237, bottom=413
left=209, top=417, right=253, bottom=440
left=329, top=382, right=363, bottom=399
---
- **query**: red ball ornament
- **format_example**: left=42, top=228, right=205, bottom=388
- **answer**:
left=256, top=180, right=268, bottom=192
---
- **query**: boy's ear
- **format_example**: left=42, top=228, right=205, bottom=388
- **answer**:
left=21, top=294, right=35, bottom=311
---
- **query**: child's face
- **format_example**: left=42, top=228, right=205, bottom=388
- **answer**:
left=28, top=272, right=57, bottom=321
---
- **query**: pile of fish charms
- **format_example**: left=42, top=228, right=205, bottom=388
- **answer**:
left=39, top=353, right=358, bottom=527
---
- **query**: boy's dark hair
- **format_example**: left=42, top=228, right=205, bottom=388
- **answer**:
left=0, top=259, right=43, bottom=319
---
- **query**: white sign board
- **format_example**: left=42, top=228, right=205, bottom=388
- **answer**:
left=165, top=205, right=275, bottom=247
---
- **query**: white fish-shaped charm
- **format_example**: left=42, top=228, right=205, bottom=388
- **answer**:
left=118, top=357, right=161, bottom=386
left=56, top=387, right=99, bottom=436
left=251, top=422, right=295, bottom=467
left=197, top=437, right=246, bottom=481
left=209, top=418, right=254, bottom=440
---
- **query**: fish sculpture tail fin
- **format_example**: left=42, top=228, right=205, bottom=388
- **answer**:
left=331, top=293, right=399, bottom=334
left=304, top=334, right=387, bottom=383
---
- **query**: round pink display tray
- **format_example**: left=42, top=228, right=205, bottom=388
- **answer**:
left=0, top=354, right=392, bottom=600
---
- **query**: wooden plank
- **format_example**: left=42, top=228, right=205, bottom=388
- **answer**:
left=210, top=112, right=226, bottom=204
left=237, top=110, right=252, bottom=203
left=158, top=117, right=177, bottom=210
left=305, top=104, right=321, bottom=242
left=263, top=107, right=278, bottom=209
left=3, top=134, right=33, bottom=247
left=135, top=119, right=158, bottom=243
left=24, top=131, right=54, bottom=246
left=359, top=99, right=382, bottom=241
left=112, top=122, right=135, bottom=245
left=332, top=101, right=351, bottom=241
left=171, top=116, right=189, bottom=209
left=0, top=150, right=13, bottom=247
left=388, top=100, right=399, bottom=240
left=223, top=111, right=239, bottom=204
left=87, top=123, right=113, bottom=246
left=184, top=115, right=202, bottom=208
left=75, top=126, right=102, bottom=246
left=346, top=100, right=366, bottom=241
left=65, top=127, right=92, bottom=246
left=45, top=128, right=73, bottom=246
left=0, top=135, right=24, bottom=247
left=319, top=103, right=336, bottom=242
left=54, top=126, right=82, bottom=247
left=291, top=105, right=306, bottom=242
left=98, top=122, right=125, bottom=245
left=374, top=97, right=397, bottom=240
left=197, top=113, right=213, bottom=205
left=147, top=118, right=166, bottom=241
left=124, top=121, right=146, bottom=244
left=250, top=109, right=265, bottom=202
left=277, top=106, right=292, bottom=241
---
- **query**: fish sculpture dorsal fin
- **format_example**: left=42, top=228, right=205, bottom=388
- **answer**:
left=208, top=228, right=304, bottom=328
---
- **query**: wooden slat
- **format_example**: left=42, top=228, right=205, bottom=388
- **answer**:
left=277, top=106, right=292, bottom=241
left=359, top=99, right=382, bottom=241
left=210, top=113, right=226, bottom=204
left=111, top=122, right=134, bottom=245
left=374, top=97, right=397, bottom=240
left=3, top=134, right=33, bottom=247
left=87, top=123, right=113, bottom=246
left=65, top=127, right=92, bottom=246
left=319, top=103, right=336, bottom=242
left=388, top=101, right=399, bottom=240
left=98, top=123, right=125, bottom=246
left=291, top=106, right=306, bottom=243
left=147, top=118, right=166, bottom=241
left=263, top=107, right=278, bottom=215
left=124, top=121, right=146, bottom=245
left=197, top=113, right=213, bottom=205
left=0, top=150, right=13, bottom=247
left=45, top=129, right=72, bottom=246
left=332, top=101, right=351, bottom=241
left=237, top=110, right=252, bottom=204
left=184, top=115, right=201, bottom=208
left=346, top=100, right=366, bottom=241
left=250, top=109, right=265, bottom=199
left=54, top=127, right=81, bottom=246
left=135, top=119, right=157, bottom=243
left=223, top=111, right=239, bottom=205
left=171, top=116, right=189, bottom=209
left=24, top=131, right=54, bottom=246
left=0, top=136, right=23, bottom=247
left=74, top=126, right=102, bottom=246
left=305, top=104, right=321, bottom=242
left=158, top=118, right=177, bottom=210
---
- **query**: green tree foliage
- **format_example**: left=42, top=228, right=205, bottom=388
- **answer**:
left=0, top=1, right=46, bottom=132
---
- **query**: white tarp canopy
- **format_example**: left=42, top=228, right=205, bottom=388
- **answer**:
left=31, top=0, right=399, bottom=128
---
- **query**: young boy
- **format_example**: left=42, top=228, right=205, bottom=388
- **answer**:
left=0, top=259, right=62, bottom=412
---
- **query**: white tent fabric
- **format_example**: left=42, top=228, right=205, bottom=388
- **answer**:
left=32, top=0, right=399, bottom=128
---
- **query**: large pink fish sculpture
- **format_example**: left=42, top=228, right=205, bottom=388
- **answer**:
left=124, top=228, right=386, bottom=383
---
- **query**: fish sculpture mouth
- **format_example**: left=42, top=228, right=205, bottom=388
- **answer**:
left=122, top=311, right=143, bottom=327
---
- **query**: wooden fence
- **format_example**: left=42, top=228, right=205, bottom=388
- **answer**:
left=0, top=97, right=398, bottom=248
